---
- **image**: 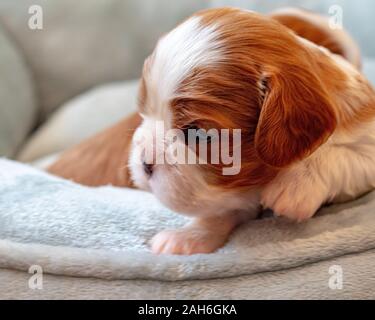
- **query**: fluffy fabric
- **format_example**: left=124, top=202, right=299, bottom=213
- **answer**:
left=1, top=158, right=375, bottom=281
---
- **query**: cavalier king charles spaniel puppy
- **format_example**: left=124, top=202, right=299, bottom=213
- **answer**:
left=49, top=7, right=375, bottom=255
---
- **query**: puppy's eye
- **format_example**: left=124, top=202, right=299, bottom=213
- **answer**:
left=183, top=125, right=212, bottom=144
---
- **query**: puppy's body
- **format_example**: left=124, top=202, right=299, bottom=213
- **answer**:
left=49, top=8, right=375, bottom=255
left=262, top=120, right=375, bottom=222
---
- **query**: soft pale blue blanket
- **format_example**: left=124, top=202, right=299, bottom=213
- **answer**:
left=1, top=158, right=375, bottom=281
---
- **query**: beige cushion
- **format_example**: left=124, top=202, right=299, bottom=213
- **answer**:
left=0, top=25, right=37, bottom=157
left=0, top=0, right=205, bottom=116
left=17, top=80, right=139, bottom=162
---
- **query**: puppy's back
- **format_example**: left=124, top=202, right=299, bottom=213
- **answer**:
left=270, top=7, right=361, bottom=69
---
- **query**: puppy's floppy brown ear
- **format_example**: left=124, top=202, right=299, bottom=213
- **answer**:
left=254, top=68, right=337, bottom=168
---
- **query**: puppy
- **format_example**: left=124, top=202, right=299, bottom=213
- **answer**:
left=49, top=7, right=375, bottom=255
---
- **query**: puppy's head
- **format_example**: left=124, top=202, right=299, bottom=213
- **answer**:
left=129, top=8, right=337, bottom=217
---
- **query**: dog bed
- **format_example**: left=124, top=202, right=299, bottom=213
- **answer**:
left=1, top=158, right=375, bottom=298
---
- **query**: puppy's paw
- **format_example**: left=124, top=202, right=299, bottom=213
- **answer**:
left=150, top=227, right=228, bottom=255
left=261, top=171, right=328, bottom=222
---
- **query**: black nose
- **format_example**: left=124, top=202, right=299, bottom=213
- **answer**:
left=142, top=161, right=154, bottom=176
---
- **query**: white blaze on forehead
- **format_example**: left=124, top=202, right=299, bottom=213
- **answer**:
left=147, top=16, right=223, bottom=113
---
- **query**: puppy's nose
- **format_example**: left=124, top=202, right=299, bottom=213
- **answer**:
left=142, top=161, right=154, bottom=176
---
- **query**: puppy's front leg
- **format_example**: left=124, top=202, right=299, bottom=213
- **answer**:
left=151, top=213, right=243, bottom=255
left=261, top=163, right=329, bottom=222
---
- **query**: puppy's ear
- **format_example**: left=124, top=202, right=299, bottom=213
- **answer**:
left=254, top=68, right=337, bottom=167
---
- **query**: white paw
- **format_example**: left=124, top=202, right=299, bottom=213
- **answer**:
left=261, top=171, right=328, bottom=222
left=150, top=227, right=228, bottom=255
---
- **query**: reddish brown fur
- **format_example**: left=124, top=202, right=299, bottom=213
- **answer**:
left=270, top=8, right=361, bottom=69
left=254, top=66, right=337, bottom=167
left=270, top=9, right=375, bottom=131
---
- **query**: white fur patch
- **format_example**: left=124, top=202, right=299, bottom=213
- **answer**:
left=146, top=16, right=223, bottom=118
left=261, top=122, right=375, bottom=221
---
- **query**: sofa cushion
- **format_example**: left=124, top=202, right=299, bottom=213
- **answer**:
left=363, top=58, right=375, bottom=85
left=0, top=24, right=37, bottom=157
left=17, top=80, right=139, bottom=162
